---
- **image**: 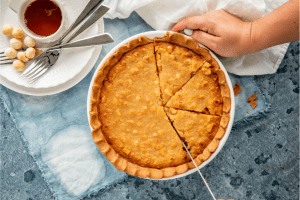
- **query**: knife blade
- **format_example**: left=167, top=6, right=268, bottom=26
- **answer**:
left=180, top=140, right=217, bottom=200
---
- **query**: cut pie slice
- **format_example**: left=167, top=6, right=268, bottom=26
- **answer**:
left=99, top=43, right=189, bottom=170
left=166, top=68, right=230, bottom=116
left=166, top=108, right=220, bottom=157
left=165, top=108, right=230, bottom=166
left=155, top=42, right=210, bottom=105
left=89, top=32, right=232, bottom=179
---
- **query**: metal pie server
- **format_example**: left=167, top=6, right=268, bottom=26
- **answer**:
left=180, top=141, right=217, bottom=200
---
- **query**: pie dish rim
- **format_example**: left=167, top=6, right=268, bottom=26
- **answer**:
left=87, top=31, right=235, bottom=180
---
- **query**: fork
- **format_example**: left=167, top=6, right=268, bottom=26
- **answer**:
left=21, top=33, right=114, bottom=83
left=22, top=2, right=109, bottom=83
left=0, top=51, right=16, bottom=65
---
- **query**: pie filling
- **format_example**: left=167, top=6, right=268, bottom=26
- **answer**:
left=92, top=32, right=231, bottom=178
left=99, top=43, right=189, bottom=169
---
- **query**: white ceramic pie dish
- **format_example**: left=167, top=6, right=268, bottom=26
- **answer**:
left=87, top=31, right=235, bottom=180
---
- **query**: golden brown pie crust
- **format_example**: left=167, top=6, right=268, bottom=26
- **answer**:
left=90, top=32, right=231, bottom=179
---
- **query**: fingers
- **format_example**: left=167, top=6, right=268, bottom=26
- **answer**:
left=190, top=30, right=220, bottom=52
left=171, top=16, right=205, bottom=32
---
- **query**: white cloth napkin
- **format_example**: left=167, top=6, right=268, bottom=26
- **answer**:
left=103, top=0, right=290, bottom=75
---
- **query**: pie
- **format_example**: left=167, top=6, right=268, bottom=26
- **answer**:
left=89, top=32, right=231, bottom=179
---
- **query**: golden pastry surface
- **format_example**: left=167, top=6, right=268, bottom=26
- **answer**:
left=90, top=32, right=231, bottom=179
left=155, top=42, right=206, bottom=105
left=167, top=68, right=223, bottom=115
left=166, top=108, right=221, bottom=158
left=100, top=43, right=188, bottom=168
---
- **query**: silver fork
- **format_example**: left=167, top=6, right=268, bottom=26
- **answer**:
left=23, top=33, right=114, bottom=83
left=22, top=2, right=109, bottom=83
left=0, top=51, right=16, bottom=65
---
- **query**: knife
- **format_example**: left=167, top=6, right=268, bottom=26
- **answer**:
left=181, top=140, right=217, bottom=200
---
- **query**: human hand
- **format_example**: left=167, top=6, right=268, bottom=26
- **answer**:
left=171, top=10, right=253, bottom=57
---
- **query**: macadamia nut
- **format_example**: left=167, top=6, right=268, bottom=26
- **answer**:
left=13, top=60, right=26, bottom=71
left=10, top=38, right=23, bottom=49
left=17, top=51, right=29, bottom=62
left=5, top=48, right=17, bottom=59
left=12, top=27, right=24, bottom=38
left=35, top=48, right=43, bottom=57
left=24, top=36, right=36, bottom=47
left=25, top=47, right=36, bottom=59
left=2, top=24, right=14, bottom=36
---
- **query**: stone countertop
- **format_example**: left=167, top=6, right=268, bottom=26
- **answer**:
left=1, top=39, right=299, bottom=200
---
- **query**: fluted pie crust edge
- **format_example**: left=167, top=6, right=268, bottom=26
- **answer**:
left=89, top=32, right=231, bottom=179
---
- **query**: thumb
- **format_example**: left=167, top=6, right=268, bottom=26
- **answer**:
left=171, top=16, right=204, bottom=32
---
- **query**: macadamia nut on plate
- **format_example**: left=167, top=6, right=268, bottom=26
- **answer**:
left=35, top=48, right=43, bottom=57
left=17, top=51, right=29, bottom=62
left=24, top=36, right=36, bottom=47
left=10, top=38, right=23, bottom=49
left=2, top=24, right=14, bottom=36
left=13, top=60, right=26, bottom=71
left=12, top=27, right=24, bottom=38
left=25, top=47, right=36, bottom=59
left=5, top=48, right=18, bottom=59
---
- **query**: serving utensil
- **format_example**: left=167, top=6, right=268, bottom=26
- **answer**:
left=181, top=141, right=217, bottom=200
left=21, top=33, right=113, bottom=83
left=21, top=2, right=109, bottom=83
left=0, top=52, right=16, bottom=65
left=1, top=32, right=113, bottom=66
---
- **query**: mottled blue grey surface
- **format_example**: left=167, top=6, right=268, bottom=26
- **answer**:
left=1, top=16, right=299, bottom=200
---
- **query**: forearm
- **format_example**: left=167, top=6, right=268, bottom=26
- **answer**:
left=250, top=0, right=299, bottom=52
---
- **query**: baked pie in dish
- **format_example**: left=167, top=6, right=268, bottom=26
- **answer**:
left=89, top=32, right=231, bottom=179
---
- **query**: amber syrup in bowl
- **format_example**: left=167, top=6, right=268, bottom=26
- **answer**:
left=24, top=0, right=62, bottom=37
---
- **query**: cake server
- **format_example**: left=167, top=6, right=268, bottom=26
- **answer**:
left=181, top=141, right=217, bottom=200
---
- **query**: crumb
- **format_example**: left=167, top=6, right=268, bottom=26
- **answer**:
left=247, top=94, right=257, bottom=102
left=250, top=101, right=258, bottom=109
left=62, top=3, right=65, bottom=5
left=265, top=122, right=267, bottom=126
left=246, top=110, right=249, bottom=113
left=233, top=83, right=241, bottom=96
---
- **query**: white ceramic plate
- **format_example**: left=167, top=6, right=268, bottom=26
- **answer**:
left=87, top=31, right=235, bottom=180
left=0, top=0, right=103, bottom=95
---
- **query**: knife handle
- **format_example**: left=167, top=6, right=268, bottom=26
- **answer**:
left=49, top=33, right=114, bottom=50
left=63, top=5, right=110, bottom=44
left=58, top=0, right=105, bottom=44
